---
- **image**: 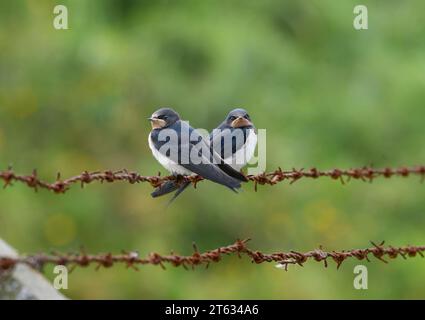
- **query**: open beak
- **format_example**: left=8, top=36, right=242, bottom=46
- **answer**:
left=231, top=116, right=252, bottom=128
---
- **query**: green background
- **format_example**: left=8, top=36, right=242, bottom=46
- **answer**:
left=1, top=0, right=425, bottom=299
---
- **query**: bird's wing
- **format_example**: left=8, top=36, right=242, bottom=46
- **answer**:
left=179, top=143, right=242, bottom=189
left=151, top=181, right=182, bottom=198
left=210, top=127, right=249, bottom=160
left=166, top=181, right=191, bottom=206
left=204, top=142, right=248, bottom=182
left=177, top=123, right=243, bottom=189
left=150, top=122, right=243, bottom=189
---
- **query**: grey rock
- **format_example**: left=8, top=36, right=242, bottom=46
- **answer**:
left=0, top=239, right=67, bottom=300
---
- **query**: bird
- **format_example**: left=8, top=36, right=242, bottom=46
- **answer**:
left=209, top=108, right=257, bottom=171
left=148, top=107, right=247, bottom=202
left=151, top=108, right=257, bottom=203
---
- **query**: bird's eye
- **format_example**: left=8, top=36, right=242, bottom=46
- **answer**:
left=229, top=116, right=236, bottom=121
left=245, top=114, right=250, bottom=119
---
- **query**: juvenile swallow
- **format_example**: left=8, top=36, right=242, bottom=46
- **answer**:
left=151, top=108, right=256, bottom=202
left=210, top=108, right=257, bottom=171
left=148, top=108, right=247, bottom=199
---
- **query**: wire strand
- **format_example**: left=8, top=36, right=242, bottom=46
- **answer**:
left=1, top=165, right=424, bottom=193
left=1, top=239, right=424, bottom=272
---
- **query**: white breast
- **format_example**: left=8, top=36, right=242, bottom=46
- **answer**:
left=148, top=133, right=193, bottom=175
left=224, top=129, right=257, bottom=170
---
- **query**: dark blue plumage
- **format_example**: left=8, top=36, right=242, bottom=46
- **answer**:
left=148, top=108, right=246, bottom=196
left=151, top=108, right=256, bottom=203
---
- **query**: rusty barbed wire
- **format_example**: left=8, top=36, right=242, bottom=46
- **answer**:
left=0, top=239, right=424, bottom=273
left=0, top=165, right=424, bottom=194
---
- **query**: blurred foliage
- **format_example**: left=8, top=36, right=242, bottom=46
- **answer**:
left=0, top=0, right=425, bottom=299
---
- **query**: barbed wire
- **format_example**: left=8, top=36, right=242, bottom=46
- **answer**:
left=0, top=239, right=424, bottom=272
left=0, top=165, right=424, bottom=193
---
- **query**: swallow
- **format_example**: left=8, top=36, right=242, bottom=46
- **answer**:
left=209, top=108, right=257, bottom=171
left=148, top=108, right=247, bottom=201
left=151, top=108, right=256, bottom=202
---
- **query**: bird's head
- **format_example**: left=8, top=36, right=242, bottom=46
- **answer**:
left=225, top=108, right=253, bottom=129
left=148, top=108, right=180, bottom=129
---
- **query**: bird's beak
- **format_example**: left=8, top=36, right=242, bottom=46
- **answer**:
left=231, top=116, right=252, bottom=128
left=148, top=117, right=166, bottom=129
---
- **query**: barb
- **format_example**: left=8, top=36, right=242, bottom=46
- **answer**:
left=0, top=165, right=424, bottom=194
left=1, top=240, right=424, bottom=272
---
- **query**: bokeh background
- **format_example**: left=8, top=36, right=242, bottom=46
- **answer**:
left=1, top=0, right=425, bottom=299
